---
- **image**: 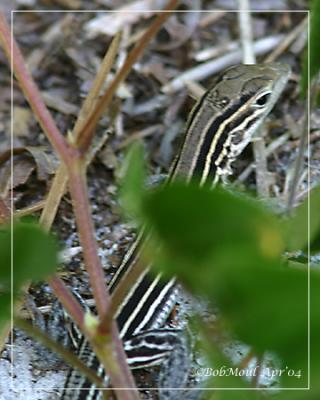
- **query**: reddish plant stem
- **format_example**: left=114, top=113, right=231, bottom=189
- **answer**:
left=0, top=14, right=138, bottom=395
left=49, top=239, right=138, bottom=397
left=0, top=12, right=105, bottom=324
left=49, top=276, right=85, bottom=330
left=0, top=13, right=74, bottom=165
left=92, top=325, right=140, bottom=399
left=0, top=13, right=88, bottom=327
left=67, top=158, right=139, bottom=398
left=67, top=158, right=109, bottom=317
left=15, top=317, right=105, bottom=389
left=0, top=4, right=180, bottom=396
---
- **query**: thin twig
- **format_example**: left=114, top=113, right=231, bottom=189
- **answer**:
left=14, top=317, right=105, bottom=389
left=237, top=132, right=290, bottom=183
left=116, top=124, right=163, bottom=150
left=252, top=133, right=270, bottom=198
left=198, top=11, right=227, bottom=28
left=77, top=0, right=180, bottom=152
left=74, top=32, right=122, bottom=139
left=264, top=16, right=308, bottom=63
left=286, top=76, right=316, bottom=213
left=162, top=35, right=283, bottom=93
left=194, top=40, right=240, bottom=62
left=40, top=33, right=121, bottom=231
left=14, top=200, right=46, bottom=218
left=237, top=0, right=255, bottom=64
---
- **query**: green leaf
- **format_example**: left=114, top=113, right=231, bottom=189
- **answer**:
left=0, top=293, right=11, bottom=329
left=13, top=221, right=58, bottom=286
left=143, top=182, right=283, bottom=268
left=142, top=181, right=309, bottom=378
left=118, top=142, right=146, bottom=220
left=0, top=221, right=59, bottom=286
left=280, top=185, right=320, bottom=252
left=301, top=0, right=320, bottom=95
left=0, top=221, right=58, bottom=329
left=0, top=226, right=11, bottom=286
left=219, top=265, right=308, bottom=368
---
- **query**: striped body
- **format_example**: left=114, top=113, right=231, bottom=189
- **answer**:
left=62, top=63, right=290, bottom=399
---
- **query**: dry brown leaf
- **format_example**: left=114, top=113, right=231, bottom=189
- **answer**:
left=42, top=91, right=79, bottom=116
left=0, top=197, right=10, bottom=223
left=51, top=0, right=81, bottom=9
left=98, top=146, right=119, bottom=170
left=0, top=146, right=58, bottom=198
left=85, top=0, right=168, bottom=38
left=24, top=146, right=59, bottom=180
left=153, top=5, right=200, bottom=51
left=0, top=156, right=34, bottom=198
left=13, top=106, right=33, bottom=137
left=12, top=157, right=36, bottom=188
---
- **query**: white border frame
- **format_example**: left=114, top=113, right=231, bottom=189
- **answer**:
left=10, top=7, right=310, bottom=394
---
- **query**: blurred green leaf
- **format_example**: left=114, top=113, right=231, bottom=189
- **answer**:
left=142, top=181, right=309, bottom=378
left=118, top=142, right=146, bottom=221
left=280, top=185, right=320, bottom=252
left=143, top=182, right=283, bottom=268
left=119, top=145, right=317, bottom=391
left=218, top=265, right=308, bottom=371
left=301, top=0, right=320, bottom=95
left=0, top=226, right=11, bottom=286
left=13, top=221, right=58, bottom=286
left=206, top=390, right=264, bottom=400
left=191, top=323, right=259, bottom=393
left=0, top=293, right=11, bottom=329
left=271, top=270, right=320, bottom=394
left=0, top=221, right=58, bottom=329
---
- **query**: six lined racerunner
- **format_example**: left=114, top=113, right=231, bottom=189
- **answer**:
left=61, top=63, right=291, bottom=399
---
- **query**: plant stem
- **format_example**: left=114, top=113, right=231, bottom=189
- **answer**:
left=0, top=3, right=180, bottom=397
left=0, top=13, right=74, bottom=165
left=66, top=158, right=139, bottom=399
left=49, top=276, right=85, bottom=330
left=67, top=158, right=109, bottom=317
left=15, top=317, right=104, bottom=388
left=77, top=0, right=179, bottom=152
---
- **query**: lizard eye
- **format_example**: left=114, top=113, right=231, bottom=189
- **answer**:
left=254, top=92, right=271, bottom=107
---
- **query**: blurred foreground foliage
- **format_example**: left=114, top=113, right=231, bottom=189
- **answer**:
left=120, top=144, right=320, bottom=396
left=0, top=221, right=58, bottom=329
